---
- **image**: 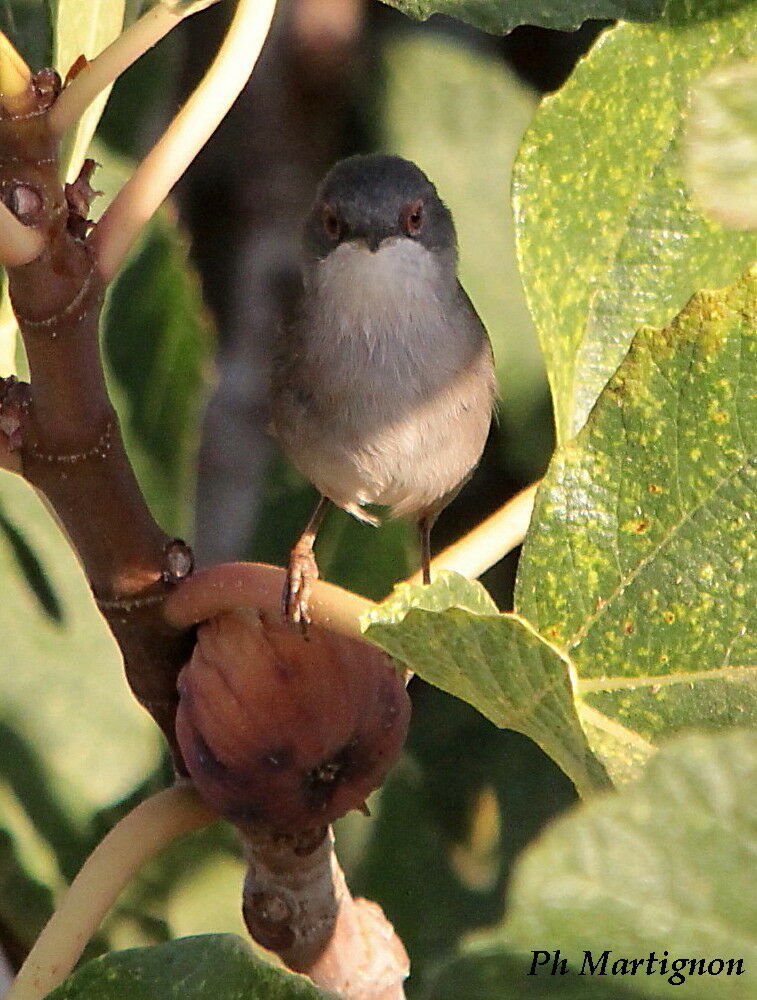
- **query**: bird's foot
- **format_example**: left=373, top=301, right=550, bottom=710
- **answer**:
left=282, top=543, right=319, bottom=630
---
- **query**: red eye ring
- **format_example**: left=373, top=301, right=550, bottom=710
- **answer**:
left=400, top=199, right=424, bottom=237
left=322, top=204, right=341, bottom=241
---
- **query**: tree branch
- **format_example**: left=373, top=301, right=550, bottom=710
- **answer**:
left=163, top=561, right=372, bottom=641
left=92, top=0, right=278, bottom=282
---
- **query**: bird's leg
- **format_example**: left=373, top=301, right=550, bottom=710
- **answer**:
left=418, top=513, right=436, bottom=586
left=283, top=495, right=330, bottom=627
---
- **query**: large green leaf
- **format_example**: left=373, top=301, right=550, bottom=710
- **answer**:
left=378, top=34, right=548, bottom=475
left=685, top=61, right=757, bottom=230
left=378, top=0, right=752, bottom=34
left=44, top=934, right=337, bottom=999
left=448, top=730, right=757, bottom=1000
left=364, top=573, right=610, bottom=796
left=0, top=472, right=162, bottom=878
left=514, top=8, right=757, bottom=444
left=515, top=268, right=756, bottom=777
left=48, top=0, right=126, bottom=180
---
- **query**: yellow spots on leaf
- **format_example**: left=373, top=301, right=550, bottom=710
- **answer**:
left=690, top=447, right=701, bottom=461
left=707, top=399, right=729, bottom=423
left=623, top=620, right=634, bottom=635
left=622, top=518, right=651, bottom=534
left=662, top=610, right=675, bottom=624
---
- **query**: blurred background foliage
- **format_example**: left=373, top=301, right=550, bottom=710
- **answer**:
left=0, top=1, right=753, bottom=998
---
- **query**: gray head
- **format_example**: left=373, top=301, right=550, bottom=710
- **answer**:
left=302, top=154, right=457, bottom=263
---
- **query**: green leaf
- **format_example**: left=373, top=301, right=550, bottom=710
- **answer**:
left=96, top=143, right=214, bottom=540
left=685, top=61, right=757, bottom=230
left=364, top=573, right=610, bottom=796
left=461, top=730, right=757, bottom=1000
left=44, top=934, right=338, bottom=999
left=514, top=10, right=757, bottom=443
left=378, top=33, right=549, bottom=475
left=0, top=471, right=163, bottom=881
left=48, top=1, right=126, bottom=181
left=515, top=268, right=757, bottom=779
left=377, top=0, right=752, bottom=34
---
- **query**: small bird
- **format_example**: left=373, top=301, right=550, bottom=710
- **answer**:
left=270, top=154, right=495, bottom=624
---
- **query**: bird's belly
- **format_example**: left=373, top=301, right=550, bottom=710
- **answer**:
left=278, top=362, right=492, bottom=519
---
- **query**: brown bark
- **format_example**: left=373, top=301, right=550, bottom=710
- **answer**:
left=0, top=79, right=192, bottom=761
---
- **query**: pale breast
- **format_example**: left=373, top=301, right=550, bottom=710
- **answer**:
left=270, top=238, right=495, bottom=518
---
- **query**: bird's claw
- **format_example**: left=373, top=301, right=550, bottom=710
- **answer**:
left=282, top=546, right=319, bottom=631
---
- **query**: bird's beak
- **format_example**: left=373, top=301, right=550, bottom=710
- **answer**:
left=365, top=233, right=382, bottom=253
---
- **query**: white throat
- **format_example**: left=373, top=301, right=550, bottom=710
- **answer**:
left=307, top=238, right=450, bottom=345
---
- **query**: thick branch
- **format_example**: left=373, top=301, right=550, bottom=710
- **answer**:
left=243, top=827, right=408, bottom=999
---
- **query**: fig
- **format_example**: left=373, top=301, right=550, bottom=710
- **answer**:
left=175, top=608, right=410, bottom=833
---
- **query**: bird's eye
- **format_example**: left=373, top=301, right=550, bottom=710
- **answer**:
left=400, top=200, right=424, bottom=237
left=321, top=204, right=341, bottom=241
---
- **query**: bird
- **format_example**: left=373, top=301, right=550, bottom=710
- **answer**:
left=270, top=153, right=495, bottom=624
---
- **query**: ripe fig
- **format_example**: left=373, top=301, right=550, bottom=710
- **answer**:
left=175, top=608, right=410, bottom=833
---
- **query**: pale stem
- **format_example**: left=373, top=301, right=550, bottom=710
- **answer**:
left=406, top=481, right=540, bottom=585
left=0, top=202, right=45, bottom=267
left=0, top=30, right=31, bottom=98
left=92, top=0, right=278, bottom=282
left=6, top=784, right=216, bottom=1000
left=47, top=1, right=221, bottom=138
left=163, top=561, right=373, bottom=642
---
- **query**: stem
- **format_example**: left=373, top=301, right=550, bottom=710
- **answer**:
left=6, top=784, right=216, bottom=1000
left=92, top=0, right=278, bottom=282
left=163, top=561, right=373, bottom=641
left=0, top=30, right=31, bottom=99
left=0, top=202, right=45, bottom=266
left=406, top=481, right=540, bottom=585
left=47, top=1, right=221, bottom=138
